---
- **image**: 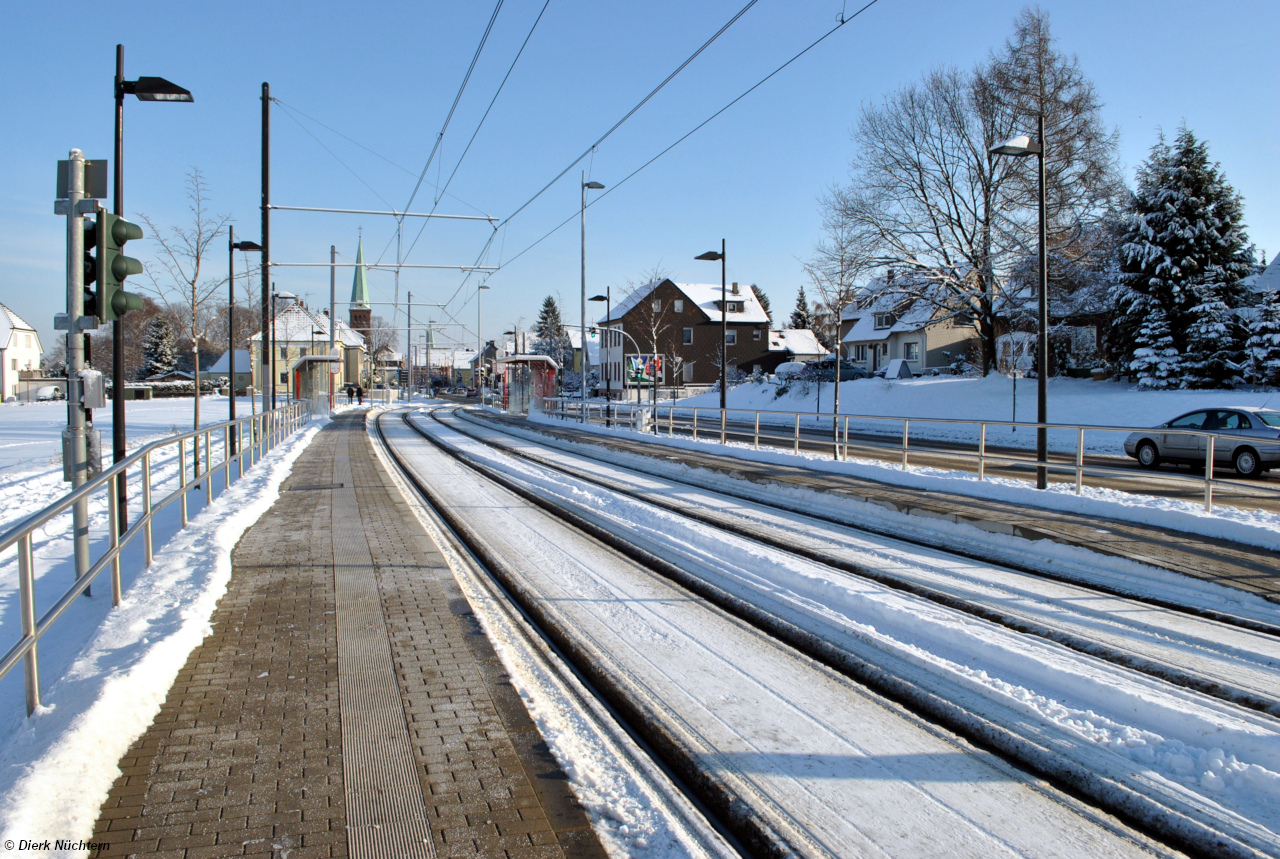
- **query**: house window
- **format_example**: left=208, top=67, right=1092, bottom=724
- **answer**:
left=279, top=372, right=287, bottom=384
left=904, top=342, right=920, bottom=361
left=853, top=345, right=867, bottom=361
left=725, top=330, right=738, bottom=346
left=300, top=347, right=309, bottom=358
left=874, top=313, right=896, bottom=329
left=674, top=299, right=684, bottom=313
left=652, top=299, right=662, bottom=313
left=24, top=334, right=31, bottom=348
left=752, top=329, right=761, bottom=341
left=728, top=301, right=743, bottom=313
left=279, top=346, right=288, bottom=359
left=683, top=363, right=694, bottom=382
left=9, top=359, right=15, bottom=371
left=682, top=327, right=694, bottom=345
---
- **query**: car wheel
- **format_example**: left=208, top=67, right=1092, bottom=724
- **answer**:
left=1136, top=441, right=1160, bottom=470
left=1233, top=447, right=1263, bottom=479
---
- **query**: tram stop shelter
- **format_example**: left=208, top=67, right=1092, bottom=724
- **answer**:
left=291, top=353, right=342, bottom=410
left=497, top=354, right=558, bottom=415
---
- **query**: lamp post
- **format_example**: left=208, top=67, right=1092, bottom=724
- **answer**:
left=112, top=44, right=192, bottom=532
left=581, top=174, right=606, bottom=423
left=228, top=228, right=262, bottom=454
left=588, top=290, right=611, bottom=425
left=990, top=117, right=1049, bottom=489
left=696, top=240, right=727, bottom=443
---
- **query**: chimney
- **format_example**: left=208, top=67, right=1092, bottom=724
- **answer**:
left=731, top=282, right=739, bottom=294
left=887, top=268, right=895, bottom=285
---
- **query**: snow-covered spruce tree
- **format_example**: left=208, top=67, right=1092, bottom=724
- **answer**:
left=790, top=286, right=814, bottom=331
left=141, top=315, right=177, bottom=378
left=1112, top=127, right=1253, bottom=370
left=532, top=295, right=571, bottom=367
left=1245, top=291, right=1280, bottom=386
left=1182, top=286, right=1239, bottom=389
left=1128, top=305, right=1179, bottom=389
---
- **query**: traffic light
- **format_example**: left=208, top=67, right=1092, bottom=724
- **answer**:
left=83, top=218, right=100, bottom=319
left=95, top=210, right=145, bottom=321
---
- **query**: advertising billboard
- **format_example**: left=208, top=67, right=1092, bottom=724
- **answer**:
left=625, top=354, right=663, bottom=386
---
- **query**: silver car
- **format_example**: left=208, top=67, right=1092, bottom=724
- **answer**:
left=1123, top=407, right=1280, bottom=478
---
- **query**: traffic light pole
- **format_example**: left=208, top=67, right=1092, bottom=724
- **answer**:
left=112, top=45, right=128, bottom=533
left=64, top=151, right=92, bottom=585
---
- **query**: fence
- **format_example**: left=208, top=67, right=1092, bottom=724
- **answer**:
left=0, top=400, right=310, bottom=716
left=544, top=398, right=1280, bottom=514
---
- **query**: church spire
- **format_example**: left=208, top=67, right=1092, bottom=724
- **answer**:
left=350, top=239, right=370, bottom=308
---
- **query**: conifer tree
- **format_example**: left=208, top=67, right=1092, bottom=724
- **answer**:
left=1129, top=305, right=1179, bottom=390
left=1182, top=285, right=1238, bottom=389
left=141, top=315, right=177, bottom=378
left=789, top=286, right=813, bottom=331
left=751, top=285, right=773, bottom=326
left=532, top=295, right=571, bottom=366
left=1245, top=291, right=1280, bottom=386
left=1112, top=127, right=1253, bottom=369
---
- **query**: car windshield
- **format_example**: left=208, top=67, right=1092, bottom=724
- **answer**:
left=1255, top=411, right=1280, bottom=428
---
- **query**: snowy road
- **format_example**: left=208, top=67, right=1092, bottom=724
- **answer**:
left=380, top=408, right=1179, bottom=858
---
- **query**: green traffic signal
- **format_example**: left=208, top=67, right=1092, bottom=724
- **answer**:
left=95, top=210, right=145, bottom=321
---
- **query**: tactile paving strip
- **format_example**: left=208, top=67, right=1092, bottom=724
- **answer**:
left=333, top=435, right=436, bottom=858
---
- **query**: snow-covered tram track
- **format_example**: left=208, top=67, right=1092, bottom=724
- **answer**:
left=403, top=406, right=1280, bottom=859
left=438, top=408, right=1280, bottom=720
left=378, top=410, right=1175, bottom=859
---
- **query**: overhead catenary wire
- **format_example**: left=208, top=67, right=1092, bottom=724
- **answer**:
left=493, top=0, right=884, bottom=273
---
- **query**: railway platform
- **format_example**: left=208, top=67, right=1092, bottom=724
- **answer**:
left=88, top=413, right=604, bottom=859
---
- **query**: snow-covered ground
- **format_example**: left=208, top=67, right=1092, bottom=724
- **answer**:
left=677, top=375, right=1280, bottom=455
left=0, top=396, right=324, bottom=855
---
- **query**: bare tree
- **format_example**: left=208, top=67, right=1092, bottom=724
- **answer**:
left=137, top=169, right=231, bottom=460
left=826, top=9, right=1121, bottom=375
left=804, top=205, right=865, bottom=440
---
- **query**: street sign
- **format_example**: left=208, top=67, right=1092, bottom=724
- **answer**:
left=56, top=159, right=108, bottom=200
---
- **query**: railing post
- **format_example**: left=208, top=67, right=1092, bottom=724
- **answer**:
left=754, top=412, right=760, bottom=451
left=1075, top=428, right=1085, bottom=496
left=693, top=409, right=698, bottom=441
left=205, top=431, right=213, bottom=504
left=108, top=473, right=122, bottom=607
left=978, top=424, right=987, bottom=481
left=224, top=426, right=231, bottom=486
left=18, top=534, right=40, bottom=716
left=720, top=408, right=726, bottom=445
left=668, top=405, right=673, bottom=437
left=178, top=438, right=188, bottom=527
left=843, top=416, right=849, bottom=462
left=142, top=451, right=153, bottom=567
left=1204, top=435, right=1215, bottom=512
left=902, top=419, right=910, bottom=469
left=794, top=414, right=800, bottom=455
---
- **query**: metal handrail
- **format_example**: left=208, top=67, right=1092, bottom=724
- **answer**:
left=543, top=398, right=1280, bottom=513
left=0, top=400, right=311, bottom=716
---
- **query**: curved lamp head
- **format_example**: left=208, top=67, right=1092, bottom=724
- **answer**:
left=695, top=250, right=723, bottom=261
left=989, top=134, right=1041, bottom=157
left=126, top=77, right=194, bottom=103
left=584, top=181, right=605, bottom=190
left=588, top=294, right=608, bottom=302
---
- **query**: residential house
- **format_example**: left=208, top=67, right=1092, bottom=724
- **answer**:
left=566, top=327, right=601, bottom=379
left=205, top=350, right=252, bottom=395
left=598, top=279, right=772, bottom=387
left=763, top=329, right=827, bottom=373
left=248, top=301, right=366, bottom=399
left=0, top=303, right=42, bottom=400
left=840, top=287, right=978, bottom=374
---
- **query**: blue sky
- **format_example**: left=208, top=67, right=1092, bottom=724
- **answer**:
left=4, top=0, right=1278, bottom=357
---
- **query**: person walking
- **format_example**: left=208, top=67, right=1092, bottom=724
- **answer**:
left=356, top=385, right=364, bottom=406
left=345, top=384, right=354, bottom=405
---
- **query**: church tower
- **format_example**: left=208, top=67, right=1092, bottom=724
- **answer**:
left=349, top=238, right=371, bottom=341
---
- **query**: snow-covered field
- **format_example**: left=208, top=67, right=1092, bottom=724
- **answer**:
left=0, top=396, right=323, bottom=854
left=677, top=374, right=1280, bottom=455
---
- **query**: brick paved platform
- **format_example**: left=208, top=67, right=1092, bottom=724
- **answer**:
left=90, top=413, right=604, bottom=859
left=480, top=412, right=1280, bottom=602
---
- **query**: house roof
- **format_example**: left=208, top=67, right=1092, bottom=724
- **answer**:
left=205, top=350, right=252, bottom=373
left=767, top=329, right=827, bottom=356
left=248, top=302, right=366, bottom=348
left=1245, top=251, right=1280, bottom=294
left=0, top=303, right=39, bottom=352
left=842, top=299, right=935, bottom=344
left=600, top=279, right=770, bottom=326
left=350, top=239, right=370, bottom=307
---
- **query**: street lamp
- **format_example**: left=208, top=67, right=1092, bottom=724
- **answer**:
left=581, top=175, right=606, bottom=423
left=228, top=229, right=262, bottom=453
left=477, top=284, right=490, bottom=396
left=990, top=118, right=1049, bottom=489
left=270, top=289, right=296, bottom=408
left=696, top=240, right=727, bottom=443
left=588, top=291, right=611, bottom=425
left=112, top=44, right=193, bottom=533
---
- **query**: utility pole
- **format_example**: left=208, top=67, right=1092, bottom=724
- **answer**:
left=406, top=291, right=412, bottom=401
left=329, top=244, right=336, bottom=409
left=60, top=151, right=93, bottom=585
left=260, top=82, right=272, bottom=412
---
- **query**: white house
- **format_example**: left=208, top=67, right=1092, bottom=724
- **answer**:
left=840, top=285, right=977, bottom=374
left=248, top=302, right=366, bottom=398
left=0, top=304, right=42, bottom=400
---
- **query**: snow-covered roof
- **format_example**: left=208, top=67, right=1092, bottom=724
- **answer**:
left=0, top=303, right=38, bottom=352
left=842, top=299, right=935, bottom=344
left=1245, top=251, right=1280, bottom=294
left=600, top=279, right=769, bottom=325
left=767, top=329, right=827, bottom=357
left=248, top=302, right=366, bottom=348
left=205, top=350, right=251, bottom=373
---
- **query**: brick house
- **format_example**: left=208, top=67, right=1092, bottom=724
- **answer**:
left=598, top=279, right=773, bottom=386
